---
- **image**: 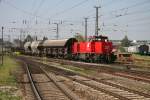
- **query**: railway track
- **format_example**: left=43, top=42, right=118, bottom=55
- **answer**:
left=28, top=56, right=150, bottom=83
left=20, top=56, right=150, bottom=100
left=23, top=59, right=80, bottom=100
left=25, top=62, right=42, bottom=100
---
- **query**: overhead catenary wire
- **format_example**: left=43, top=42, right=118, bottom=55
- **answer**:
left=49, top=0, right=90, bottom=18
left=2, top=0, right=88, bottom=23
left=88, top=0, right=150, bottom=20
left=87, top=4, right=150, bottom=24
left=33, top=0, right=45, bottom=15
left=3, top=0, right=150, bottom=23
left=40, top=0, right=66, bottom=16
left=2, top=0, right=150, bottom=40
left=103, top=8, right=150, bottom=23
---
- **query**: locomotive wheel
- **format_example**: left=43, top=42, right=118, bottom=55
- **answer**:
left=106, top=55, right=112, bottom=63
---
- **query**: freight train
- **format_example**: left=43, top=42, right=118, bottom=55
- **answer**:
left=24, top=35, right=116, bottom=63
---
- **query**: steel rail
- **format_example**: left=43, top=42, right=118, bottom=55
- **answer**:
left=25, top=63, right=42, bottom=100
left=39, top=66, right=80, bottom=100
left=32, top=60, right=150, bottom=100
left=32, top=60, right=130, bottom=100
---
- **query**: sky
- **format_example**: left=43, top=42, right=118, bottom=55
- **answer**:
left=0, top=0, right=150, bottom=41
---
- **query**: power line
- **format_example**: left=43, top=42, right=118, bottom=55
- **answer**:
left=28, top=0, right=45, bottom=31
left=30, top=0, right=37, bottom=11
left=85, top=0, right=121, bottom=19
left=40, top=0, right=66, bottom=16
left=101, top=0, right=118, bottom=7
left=49, top=0, right=89, bottom=17
left=87, top=6, right=150, bottom=23
left=88, top=0, right=150, bottom=21
left=2, top=0, right=85, bottom=24
left=108, top=0, right=150, bottom=14
left=2, top=0, right=47, bottom=20
left=33, top=0, right=45, bottom=15
left=104, top=8, right=150, bottom=22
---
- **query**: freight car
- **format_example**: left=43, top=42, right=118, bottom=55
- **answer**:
left=24, top=41, right=32, bottom=55
left=138, top=44, right=149, bottom=55
left=30, top=41, right=42, bottom=56
left=24, top=35, right=116, bottom=63
left=38, top=38, right=77, bottom=58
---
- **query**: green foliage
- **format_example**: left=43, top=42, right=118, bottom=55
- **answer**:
left=121, top=35, right=131, bottom=47
left=74, top=33, right=85, bottom=42
left=0, top=91, right=21, bottom=100
left=43, top=36, right=48, bottom=40
left=119, top=46, right=126, bottom=52
left=0, top=56, right=18, bottom=85
left=0, top=56, right=21, bottom=99
left=24, top=34, right=33, bottom=43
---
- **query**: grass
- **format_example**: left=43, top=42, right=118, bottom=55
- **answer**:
left=133, top=54, right=150, bottom=68
left=0, top=91, right=21, bottom=100
left=0, top=56, right=21, bottom=100
left=37, top=59, right=96, bottom=76
left=0, top=56, right=19, bottom=85
left=62, top=64, right=95, bottom=75
left=133, top=54, right=150, bottom=60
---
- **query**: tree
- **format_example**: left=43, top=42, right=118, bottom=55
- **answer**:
left=43, top=36, right=48, bottom=41
left=121, top=35, right=131, bottom=47
left=13, top=39, right=23, bottom=48
left=23, top=35, right=33, bottom=43
left=74, top=33, right=85, bottom=42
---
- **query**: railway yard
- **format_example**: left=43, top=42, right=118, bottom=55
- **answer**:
left=1, top=0, right=150, bottom=100
left=11, top=55, right=149, bottom=100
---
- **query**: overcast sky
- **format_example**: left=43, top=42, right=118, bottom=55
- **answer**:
left=0, top=0, right=150, bottom=41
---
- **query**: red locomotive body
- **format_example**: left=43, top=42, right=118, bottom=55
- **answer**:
left=72, top=42, right=78, bottom=54
left=94, top=42, right=103, bottom=54
left=79, top=42, right=93, bottom=53
left=72, top=35, right=115, bottom=63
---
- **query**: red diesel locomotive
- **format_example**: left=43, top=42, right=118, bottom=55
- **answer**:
left=72, top=35, right=116, bottom=63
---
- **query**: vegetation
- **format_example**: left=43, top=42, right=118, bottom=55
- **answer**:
left=23, top=34, right=33, bottom=43
left=133, top=54, right=150, bottom=60
left=118, top=46, right=126, bottom=52
left=0, top=91, right=21, bottom=100
left=0, top=56, right=21, bottom=100
left=43, top=36, right=48, bottom=40
left=133, top=54, right=150, bottom=68
left=62, top=64, right=95, bottom=75
left=74, top=33, right=85, bottom=42
left=121, top=35, right=131, bottom=47
left=40, top=60, right=95, bottom=76
left=0, top=56, right=19, bottom=85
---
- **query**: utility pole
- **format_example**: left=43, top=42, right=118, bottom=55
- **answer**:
left=54, top=23, right=59, bottom=39
left=8, top=35, right=10, bottom=42
left=84, top=18, right=88, bottom=41
left=20, top=30, right=22, bottom=48
left=94, top=6, right=100, bottom=36
left=1, top=26, right=4, bottom=65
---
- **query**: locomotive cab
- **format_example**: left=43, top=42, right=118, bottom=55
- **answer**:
left=89, top=35, right=115, bottom=63
left=72, top=35, right=116, bottom=63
